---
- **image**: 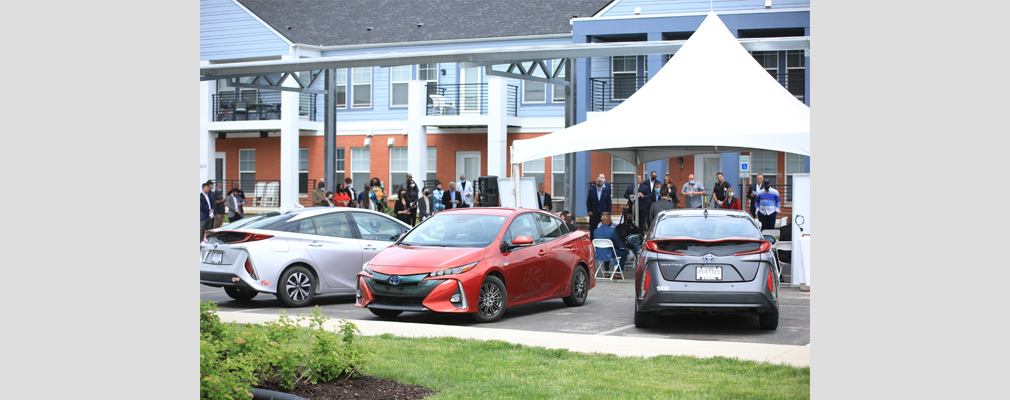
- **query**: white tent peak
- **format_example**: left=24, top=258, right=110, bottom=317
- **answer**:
left=511, top=11, right=810, bottom=165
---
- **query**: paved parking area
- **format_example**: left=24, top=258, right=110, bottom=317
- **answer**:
left=200, top=278, right=809, bottom=346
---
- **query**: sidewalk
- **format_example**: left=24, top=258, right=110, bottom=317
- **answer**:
left=218, top=311, right=810, bottom=368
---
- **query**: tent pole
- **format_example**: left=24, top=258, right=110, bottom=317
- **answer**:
left=634, top=151, right=641, bottom=231
left=510, top=145, right=519, bottom=208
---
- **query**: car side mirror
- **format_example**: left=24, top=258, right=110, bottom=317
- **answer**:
left=625, top=234, right=643, bottom=246
left=512, top=236, right=534, bottom=246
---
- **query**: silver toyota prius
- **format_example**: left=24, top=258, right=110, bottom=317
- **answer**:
left=200, top=207, right=411, bottom=307
left=632, top=209, right=780, bottom=329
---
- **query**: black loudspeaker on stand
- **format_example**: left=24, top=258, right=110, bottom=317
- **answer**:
left=477, top=176, right=499, bottom=207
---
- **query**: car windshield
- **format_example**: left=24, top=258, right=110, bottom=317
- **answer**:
left=654, top=216, right=760, bottom=240
left=237, top=212, right=296, bottom=231
left=400, top=213, right=507, bottom=247
left=217, top=211, right=280, bottom=230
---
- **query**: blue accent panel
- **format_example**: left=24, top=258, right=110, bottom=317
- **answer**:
left=645, top=161, right=664, bottom=181
left=804, top=155, right=810, bottom=172
left=601, top=0, right=809, bottom=17
left=722, top=153, right=741, bottom=188
left=574, top=151, right=592, bottom=217
left=201, top=0, right=289, bottom=61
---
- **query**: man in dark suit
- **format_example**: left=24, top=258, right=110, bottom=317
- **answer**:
left=200, top=182, right=213, bottom=241
left=442, top=181, right=467, bottom=209
left=536, top=183, right=552, bottom=212
left=624, top=174, right=653, bottom=230
left=586, top=175, right=611, bottom=240
left=746, top=173, right=765, bottom=217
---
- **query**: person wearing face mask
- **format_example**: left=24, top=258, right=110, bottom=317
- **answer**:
left=586, top=174, right=612, bottom=240
left=432, top=181, right=445, bottom=213
left=417, top=187, right=434, bottom=222
left=398, top=174, right=420, bottom=225
left=681, top=174, right=705, bottom=208
left=394, top=189, right=412, bottom=224
left=723, top=188, right=742, bottom=210
left=311, top=180, right=328, bottom=207
left=207, top=180, right=227, bottom=228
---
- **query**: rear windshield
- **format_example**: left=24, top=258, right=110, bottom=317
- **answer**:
left=400, top=213, right=507, bottom=247
left=237, top=213, right=296, bottom=231
left=218, top=211, right=280, bottom=230
left=653, top=216, right=760, bottom=240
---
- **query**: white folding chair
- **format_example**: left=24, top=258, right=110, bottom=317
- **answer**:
left=772, top=240, right=792, bottom=282
left=253, top=182, right=267, bottom=206
left=429, top=94, right=455, bottom=115
left=263, top=182, right=280, bottom=207
left=761, top=229, right=780, bottom=242
left=592, top=239, right=624, bottom=280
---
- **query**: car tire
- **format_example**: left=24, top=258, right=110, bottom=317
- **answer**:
left=562, top=266, right=589, bottom=307
left=224, top=286, right=258, bottom=301
left=368, top=308, right=403, bottom=318
left=276, top=266, right=315, bottom=308
left=472, top=275, right=507, bottom=323
left=759, top=311, right=779, bottom=330
left=634, top=303, right=653, bottom=328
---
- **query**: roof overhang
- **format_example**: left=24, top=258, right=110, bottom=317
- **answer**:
left=201, top=37, right=809, bottom=81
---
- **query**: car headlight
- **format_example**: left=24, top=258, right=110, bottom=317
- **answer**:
left=428, top=261, right=479, bottom=278
left=362, top=261, right=373, bottom=275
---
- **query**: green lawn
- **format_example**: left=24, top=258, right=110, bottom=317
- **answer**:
left=360, top=334, right=809, bottom=400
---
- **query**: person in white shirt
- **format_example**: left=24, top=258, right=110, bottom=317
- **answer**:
left=456, top=174, right=474, bottom=207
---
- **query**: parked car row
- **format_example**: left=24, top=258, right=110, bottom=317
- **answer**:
left=200, top=206, right=778, bottom=329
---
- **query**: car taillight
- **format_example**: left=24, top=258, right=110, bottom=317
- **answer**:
left=734, top=241, right=771, bottom=256
left=641, top=268, right=650, bottom=298
left=644, top=240, right=685, bottom=256
left=245, top=258, right=258, bottom=280
left=232, top=233, right=274, bottom=244
left=767, top=269, right=775, bottom=293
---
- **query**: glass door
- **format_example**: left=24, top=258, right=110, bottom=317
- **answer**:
left=460, top=67, right=481, bottom=114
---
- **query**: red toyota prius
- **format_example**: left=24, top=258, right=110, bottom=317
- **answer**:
left=355, top=208, right=596, bottom=322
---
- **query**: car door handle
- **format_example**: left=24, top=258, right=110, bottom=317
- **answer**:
left=363, top=245, right=377, bottom=250
left=563, top=243, right=574, bottom=249
left=308, top=242, right=323, bottom=247
left=538, top=250, right=546, bottom=257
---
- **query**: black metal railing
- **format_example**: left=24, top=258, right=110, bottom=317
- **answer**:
left=212, top=91, right=318, bottom=122
left=589, top=76, right=648, bottom=112
left=424, top=83, right=518, bottom=117
left=769, top=72, right=805, bottom=102
left=212, top=179, right=313, bottom=208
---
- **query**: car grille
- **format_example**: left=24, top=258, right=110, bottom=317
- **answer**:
left=370, top=294, right=428, bottom=306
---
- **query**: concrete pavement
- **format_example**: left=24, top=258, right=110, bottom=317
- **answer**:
left=218, top=311, right=810, bottom=368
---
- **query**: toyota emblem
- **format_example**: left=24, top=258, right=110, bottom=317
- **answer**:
left=389, top=275, right=400, bottom=285
left=703, top=254, right=716, bottom=263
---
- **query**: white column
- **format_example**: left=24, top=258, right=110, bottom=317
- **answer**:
left=487, top=76, right=508, bottom=178
left=407, top=80, right=427, bottom=184
left=279, top=58, right=301, bottom=209
left=199, top=75, right=214, bottom=183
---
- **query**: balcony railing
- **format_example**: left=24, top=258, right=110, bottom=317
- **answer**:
left=424, top=83, right=518, bottom=116
left=589, top=76, right=648, bottom=112
left=590, top=72, right=806, bottom=112
left=212, top=91, right=318, bottom=122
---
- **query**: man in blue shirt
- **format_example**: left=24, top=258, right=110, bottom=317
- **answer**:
left=593, top=214, right=628, bottom=279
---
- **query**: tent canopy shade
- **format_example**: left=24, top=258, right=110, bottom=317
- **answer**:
left=511, top=11, right=810, bottom=166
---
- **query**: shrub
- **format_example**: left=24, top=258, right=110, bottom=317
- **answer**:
left=199, top=300, right=371, bottom=399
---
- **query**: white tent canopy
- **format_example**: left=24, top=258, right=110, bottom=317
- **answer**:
left=511, top=11, right=810, bottom=166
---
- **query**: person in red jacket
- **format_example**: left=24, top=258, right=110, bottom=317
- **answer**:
left=724, top=188, right=742, bottom=210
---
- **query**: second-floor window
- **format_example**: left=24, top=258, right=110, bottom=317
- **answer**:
left=612, top=56, right=637, bottom=100
left=522, top=62, right=547, bottom=104
left=336, top=68, right=347, bottom=108
left=786, top=50, right=805, bottom=100
left=390, top=66, right=411, bottom=107
left=552, top=59, right=566, bottom=102
left=352, top=67, right=371, bottom=108
left=552, top=154, right=565, bottom=197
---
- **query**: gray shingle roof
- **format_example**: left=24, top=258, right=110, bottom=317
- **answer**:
left=237, top=0, right=614, bottom=46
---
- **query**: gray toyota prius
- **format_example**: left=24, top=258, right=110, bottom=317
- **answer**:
left=632, top=209, right=780, bottom=329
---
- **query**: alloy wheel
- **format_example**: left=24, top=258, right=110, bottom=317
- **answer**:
left=478, top=282, right=503, bottom=317
left=285, top=271, right=311, bottom=302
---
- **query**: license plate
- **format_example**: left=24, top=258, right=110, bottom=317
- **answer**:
left=206, top=251, right=224, bottom=264
left=696, top=265, right=722, bottom=281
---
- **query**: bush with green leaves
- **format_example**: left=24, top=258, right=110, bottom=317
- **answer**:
left=199, top=300, right=371, bottom=399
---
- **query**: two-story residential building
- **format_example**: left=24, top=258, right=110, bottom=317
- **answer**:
left=200, top=0, right=809, bottom=217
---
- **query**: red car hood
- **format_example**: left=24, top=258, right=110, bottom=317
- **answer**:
left=367, top=245, right=488, bottom=275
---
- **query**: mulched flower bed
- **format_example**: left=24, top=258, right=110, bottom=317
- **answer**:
left=258, top=374, right=435, bottom=400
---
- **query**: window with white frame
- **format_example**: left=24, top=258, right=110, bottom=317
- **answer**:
left=552, top=59, right=566, bottom=102
left=239, top=149, right=256, bottom=194
left=299, top=148, right=309, bottom=194
left=418, top=64, right=438, bottom=82
left=522, top=62, right=547, bottom=103
left=611, top=156, right=635, bottom=197
left=351, top=148, right=370, bottom=193
left=551, top=154, right=566, bottom=197
left=786, top=50, right=805, bottom=100
left=389, top=147, right=409, bottom=193
left=426, top=147, right=437, bottom=186
left=612, top=56, right=637, bottom=100
left=336, top=68, right=347, bottom=108
left=784, top=153, right=808, bottom=202
left=523, top=158, right=545, bottom=187
left=389, top=65, right=411, bottom=107
left=351, top=67, right=371, bottom=108
left=334, top=148, right=346, bottom=186
left=750, top=150, right=778, bottom=186
left=751, top=51, right=779, bottom=81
